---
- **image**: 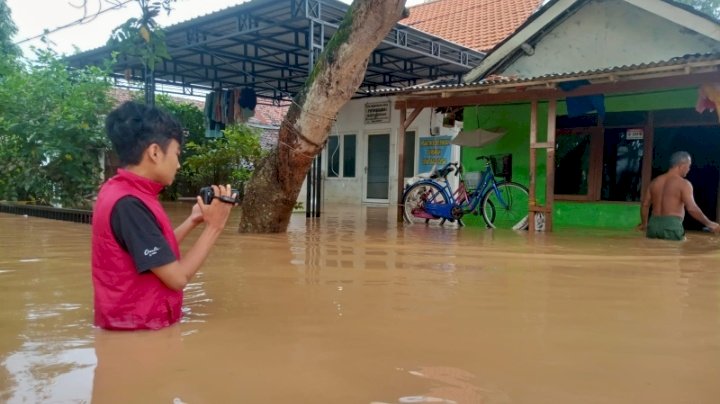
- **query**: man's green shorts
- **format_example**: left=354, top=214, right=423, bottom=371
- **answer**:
left=646, top=216, right=685, bottom=241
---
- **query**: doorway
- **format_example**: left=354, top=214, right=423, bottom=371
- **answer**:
left=365, top=133, right=390, bottom=202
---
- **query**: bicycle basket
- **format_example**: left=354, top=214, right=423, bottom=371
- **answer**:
left=490, top=154, right=512, bottom=182
left=463, top=171, right=482, bottom=190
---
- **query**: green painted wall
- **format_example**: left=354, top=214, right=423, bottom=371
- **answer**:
left=460, top=88, right=699, bottom=228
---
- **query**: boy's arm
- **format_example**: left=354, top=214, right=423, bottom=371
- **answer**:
left=152, top=223, right=224, bottom=290
left=152, top=187, right=235, bottom=290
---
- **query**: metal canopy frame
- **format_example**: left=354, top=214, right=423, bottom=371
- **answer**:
left=67, top=0, right=485, bottom=102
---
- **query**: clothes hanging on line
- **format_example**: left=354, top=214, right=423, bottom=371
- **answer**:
left=203, top=88, right=258, bottom=138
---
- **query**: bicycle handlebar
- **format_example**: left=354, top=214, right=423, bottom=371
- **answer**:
left=432, top=162, right=460, bottom=179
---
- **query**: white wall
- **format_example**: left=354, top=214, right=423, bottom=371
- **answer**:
left=322, top=96, right=461, bottom=205
left=504, top=0, right=720, bottom=78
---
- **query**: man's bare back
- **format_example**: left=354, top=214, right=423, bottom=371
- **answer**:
left=640, top=152, right=719, bottom=237
left=647, top=173, right=690, bottom=219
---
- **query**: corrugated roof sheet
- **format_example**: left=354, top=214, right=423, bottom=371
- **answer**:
left=400, top=0, right=543, bottom=52
left=370, top=53, right=720, bottom=95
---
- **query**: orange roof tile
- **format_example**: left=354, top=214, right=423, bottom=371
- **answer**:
left=400, top=0, right=543, bottom=52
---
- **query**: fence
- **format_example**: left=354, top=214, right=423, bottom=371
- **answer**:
left=0, top=202, right=92, bottom=224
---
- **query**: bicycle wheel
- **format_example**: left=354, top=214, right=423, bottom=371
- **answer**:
left=479, top=198, right=496, bottom=228
left=481, top=182, right=529, bottom=230
left=402, top=182, right=449, bottom=224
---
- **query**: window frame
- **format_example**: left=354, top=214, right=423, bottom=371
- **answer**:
left=555, top=125, right=652, bottom=203
left=325, top=133, right=357, bottom=179
left=554, top=127, right=604, bottom=201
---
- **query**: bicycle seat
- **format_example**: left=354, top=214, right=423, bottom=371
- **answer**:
left=434, top=164, right=455, bottom=178
left=416, top=164, right=437, bottom=179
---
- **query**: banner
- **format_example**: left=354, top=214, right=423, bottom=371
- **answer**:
left=418, top=136, right=452, bottom=173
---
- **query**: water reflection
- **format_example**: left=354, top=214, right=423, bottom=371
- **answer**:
left=2, top=205, right=720, bottom=403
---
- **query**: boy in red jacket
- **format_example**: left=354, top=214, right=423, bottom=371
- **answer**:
left=92, top=101, right=236, bottom=330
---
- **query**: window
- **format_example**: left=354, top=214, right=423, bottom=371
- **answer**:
left=555, top=112, right=647, bottom=202
left=601, top=129, right=643, bottom=202
left=403, top=131, right=416, bottom=178
left=326, top=134, right=356, bottom=178
left=343, top=135, right=356, bottom=177
left=555, top=130, right=592, bottom=196
left=327, top=136, right=340, bottom=178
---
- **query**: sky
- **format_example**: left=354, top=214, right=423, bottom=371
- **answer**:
left=7, top=0, right=426, bottom=56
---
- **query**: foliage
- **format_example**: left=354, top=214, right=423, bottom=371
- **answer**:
left=0, top=49, right=113, bottom=207
left=154, top=93, right=205, bottom=199
left=107, top=0, right=177, bottom=72
left=0, top=0, right=19, bottom=74
left=675, top=0, right=720, bottom=18
left=183, top=124, right=265, bottom=193
left=155, top=94, right=204, bottom=144
left=0, top=0, right=17, bottom=53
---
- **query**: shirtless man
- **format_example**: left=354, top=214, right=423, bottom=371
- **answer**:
left=639, top=151, right=720, bottom=240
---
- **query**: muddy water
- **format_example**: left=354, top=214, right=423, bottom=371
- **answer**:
left=2, top=204, right=720, bottom=403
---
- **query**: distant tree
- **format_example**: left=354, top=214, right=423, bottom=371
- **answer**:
left=0, top=49, right=113, bottom=207
left=675, top=0, right=720, bottom=19
left=107, top=1, right=178, bottom=104
left=0, top=0, right=20, bottom=73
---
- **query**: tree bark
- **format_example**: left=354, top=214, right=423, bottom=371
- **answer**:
left=238, top=0, right=408, bottom=233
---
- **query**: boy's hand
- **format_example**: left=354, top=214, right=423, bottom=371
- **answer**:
left=189, top=203, right=204, bottom=225
left=198, top=184, right=236, bottom=231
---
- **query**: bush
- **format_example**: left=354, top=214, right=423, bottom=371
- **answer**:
left=183, top=124, right=265, bottom=194
left=0, top=49, right=112, bottom=208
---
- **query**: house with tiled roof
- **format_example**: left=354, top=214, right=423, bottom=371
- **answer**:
left=387, top=0, right=720, bottom=231
left=324, top=0, right=542, bottom=204
left=400, top=0, right=543, bottom=52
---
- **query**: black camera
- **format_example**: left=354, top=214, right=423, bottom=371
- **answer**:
left=199, top=185, right=243, bottom=205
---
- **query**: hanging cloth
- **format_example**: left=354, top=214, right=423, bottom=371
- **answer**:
left=238, top=87, right=257, bottom=110
left=558, top=80, right=606, bottom=120
left=696, top=83, right=720, bottom=123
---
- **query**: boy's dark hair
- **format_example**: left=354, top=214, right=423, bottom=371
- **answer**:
left=105, top=101, right=184, bottom=166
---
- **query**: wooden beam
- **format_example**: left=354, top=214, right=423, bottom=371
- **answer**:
left=529, top=100, right=538, bottom=233
left=641, top=112, right=654, bottom=202
left=545, top=99, right=557, bottom=232
left=395, top=71, right=720, bottom=109
left=397, top=105, right=407, bottom=223
left=405, top=107, right=423, bottom=129
left=396, top=106, right=424, bottom=223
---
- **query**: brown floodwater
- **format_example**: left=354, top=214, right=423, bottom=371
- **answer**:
left=2, top=204, right=720, bottom=403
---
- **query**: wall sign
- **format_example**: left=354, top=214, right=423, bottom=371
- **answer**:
left=626, top=128, right=644, bottom=140
left=418, top=136, right=452, bottom=173
left=364, top=101, right=391, bottom=124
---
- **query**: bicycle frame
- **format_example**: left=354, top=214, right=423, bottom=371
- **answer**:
left=417, top=163, right=509, bottom=221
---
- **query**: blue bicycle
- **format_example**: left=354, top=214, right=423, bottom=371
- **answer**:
left=402, top=156, right=529, bottom=229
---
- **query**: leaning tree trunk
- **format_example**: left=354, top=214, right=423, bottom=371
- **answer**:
left=239, top=0, right=407, bottom=233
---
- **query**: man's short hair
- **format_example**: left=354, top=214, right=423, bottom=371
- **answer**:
left=105, top=101, right=184, bottom=166
left=670, top=151, right=691, bottom=168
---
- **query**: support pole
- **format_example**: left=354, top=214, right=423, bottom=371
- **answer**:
left=306, top=158, right=315, bottom=218
left=397, top=105, right=407, bottom=223
left=545, top=99, right=557, bottom=231
left=144, top=66, right=155, bottom=107
left=529, top=100, right=538, bottom=232
left=396, top=103, right=424, bottom=223
left=315, top=152, right=322, bottom=218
